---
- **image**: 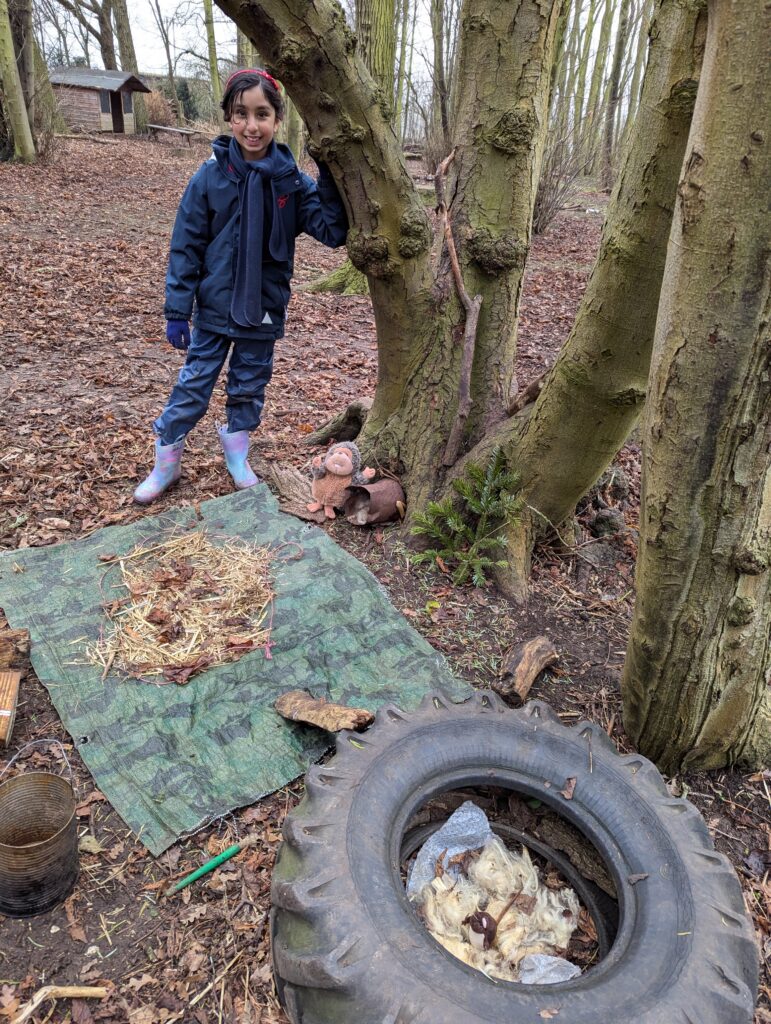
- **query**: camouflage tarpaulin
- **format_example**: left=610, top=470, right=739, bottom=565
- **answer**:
left=0, top=487, right=468, bottom=855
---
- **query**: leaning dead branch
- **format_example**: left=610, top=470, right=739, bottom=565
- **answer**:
left=435, top=149, right=483, bottom=468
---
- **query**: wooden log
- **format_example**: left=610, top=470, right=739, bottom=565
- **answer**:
left=493, top=636, right=558, bottom=705
left=274, top=690, right=374, bottom=732
left=0, top=669, right=21, bottom=746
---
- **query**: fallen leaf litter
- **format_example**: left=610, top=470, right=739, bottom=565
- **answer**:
left=85, top=530, right=275, bottom=684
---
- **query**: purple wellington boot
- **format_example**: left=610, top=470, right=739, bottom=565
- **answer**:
left=218, top=425, right=259, bottom=489
left=133, top=437, right=185, bottom=504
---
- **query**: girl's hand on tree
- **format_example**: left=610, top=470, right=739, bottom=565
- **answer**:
left=166, top=320, right=191, bottom=350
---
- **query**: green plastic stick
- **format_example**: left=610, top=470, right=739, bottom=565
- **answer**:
left=172, top=841, right=244, bottom=893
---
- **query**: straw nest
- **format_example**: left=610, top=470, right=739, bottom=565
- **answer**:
left=86, top=530, right=275, bottom=684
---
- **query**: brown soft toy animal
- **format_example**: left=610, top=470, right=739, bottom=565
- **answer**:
left=307, top=441, right=376, bottom=519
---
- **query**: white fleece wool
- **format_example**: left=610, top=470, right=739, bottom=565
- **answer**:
left=416, top=837, right=580, bottom=982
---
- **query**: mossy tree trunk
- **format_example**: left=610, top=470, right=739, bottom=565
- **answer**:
left=306, top=0, right=397, bottom=297
left=11, top=0, right=32, bottom=122
left=470, top=0, right=705, bottom=598
left=356, top=0, right=397, bottom=116
left=0, top=0, right=34, bottom=162
left=284, top=95, right=303, bottom=161
left=622, top=0, right=771, bottom=772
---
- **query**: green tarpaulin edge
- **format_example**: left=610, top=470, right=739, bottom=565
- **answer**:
left=0, top=487, right=469, bottom=854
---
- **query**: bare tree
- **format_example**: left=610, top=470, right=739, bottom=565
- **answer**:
left=51, top=0, right=117, bottom=69
left=148, top=0, right=182, bottom=124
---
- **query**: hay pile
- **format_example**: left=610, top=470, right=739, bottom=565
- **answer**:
left=86, top=530, right=274, bottom=684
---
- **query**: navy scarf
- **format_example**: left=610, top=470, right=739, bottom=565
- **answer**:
left=228, top=136, right=289, bottom=329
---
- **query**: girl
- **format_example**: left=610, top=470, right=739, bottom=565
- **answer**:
left=134, top=68, right=348, bottom=503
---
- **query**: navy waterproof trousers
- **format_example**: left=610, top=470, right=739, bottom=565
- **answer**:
left=154, top=329, right=275, bottom=444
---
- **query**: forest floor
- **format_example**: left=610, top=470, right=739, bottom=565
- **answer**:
left=0, top=137, right=767, bottom=1023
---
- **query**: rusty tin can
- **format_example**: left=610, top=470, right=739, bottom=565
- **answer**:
left=0, top=766, right=78, bottom=917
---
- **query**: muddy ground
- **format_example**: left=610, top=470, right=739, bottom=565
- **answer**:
left=0, top=137, right=767, bottom=1023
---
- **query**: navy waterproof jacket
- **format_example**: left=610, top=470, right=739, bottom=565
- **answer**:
left=164, top=136, right=348, bottom=341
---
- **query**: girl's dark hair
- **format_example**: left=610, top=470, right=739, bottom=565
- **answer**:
left=221, top=70, right=285, bottom=121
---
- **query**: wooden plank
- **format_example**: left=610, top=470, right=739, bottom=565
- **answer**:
left=0, top=669, right=21, bottom=746
left=147, top=123, right=196, bottom=136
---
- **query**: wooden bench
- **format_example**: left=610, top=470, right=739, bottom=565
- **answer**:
left=147, top=123, right=202, bottom=147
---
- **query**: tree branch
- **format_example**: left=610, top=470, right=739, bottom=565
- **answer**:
left=435, top=149, right=482, bottom=467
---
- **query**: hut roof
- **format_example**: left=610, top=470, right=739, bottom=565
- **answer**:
left=49, top=68, right=151, bottom=93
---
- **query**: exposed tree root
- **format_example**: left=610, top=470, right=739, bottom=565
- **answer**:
left=303, top=398, right=373, bottom=446
left=303, top=260, right=369, bottom=296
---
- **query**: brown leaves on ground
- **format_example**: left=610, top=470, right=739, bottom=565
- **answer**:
left=274, top=690, right=374, bottom=732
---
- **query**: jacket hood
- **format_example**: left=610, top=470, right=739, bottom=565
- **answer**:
left=211, top=135, right=299, bottom=180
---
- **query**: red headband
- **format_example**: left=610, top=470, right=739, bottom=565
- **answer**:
left=224, top=68, right=280, bottom=93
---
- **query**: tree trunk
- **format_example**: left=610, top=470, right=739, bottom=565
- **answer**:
left=284, top=94, right=303, bottom=160
left=583, top=0, right=615, bottom=170
left=307, top=0, right=398, bottom=296
left=547, top=0, right=572, bottom=115
left=359, top=0, right=561, bottom=504
left=356, top=0, right=396, bottom=115
left=32, top=36, right=63, bottom=136
left=11, top=0, right=33, bottom=123
left=571, top=0, right=597, bottom=151
left=472, top=0, right=705, bottom=598
left=429, top=0, right=449, bottom=148
left=622, top=0, right=771, bottom=772
left=0, top=0, right=35, bottom=161
left=600, top=0, right=631, bottom=188
left=96, top=0, right=116, bottom=69
left=112, top=0, right=145, bottom=130
left=393, top=0, right=409, bottom=140
left=619, top=0, right=653, bottom=158
left=202, top=0, right=223, bottom=124
left=236, top=27, right=249, bottom=65
left=401, top=0, right=417, bottom=139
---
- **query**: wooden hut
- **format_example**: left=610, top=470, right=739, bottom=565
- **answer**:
left=50, top=68, right=151, bottom=134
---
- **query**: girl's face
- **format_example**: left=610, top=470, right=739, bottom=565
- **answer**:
left=229, top=84, right=280, bottom=161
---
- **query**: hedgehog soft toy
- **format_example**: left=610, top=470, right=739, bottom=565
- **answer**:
left=307, top=441, right=376, bottom=519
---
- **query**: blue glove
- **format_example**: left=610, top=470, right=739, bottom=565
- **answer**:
left=166, top=319, right=191, bottom=350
